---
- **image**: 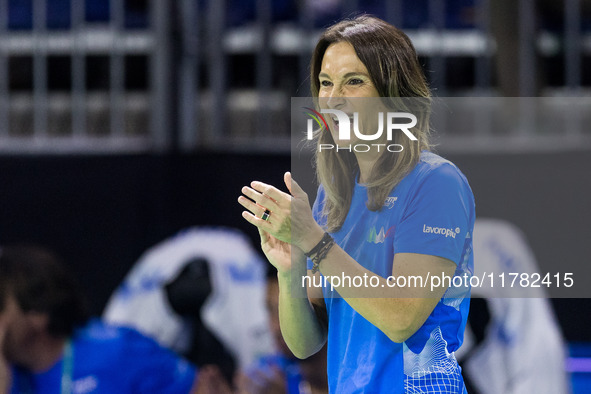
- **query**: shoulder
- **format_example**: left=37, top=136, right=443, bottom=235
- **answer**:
left=68, top=320, right=167, bottom=382
left=76, top=319, right=172, bottom=357
left=415, top=151, right=468, bottom=182
left=76, top=319, right=196, bottom=378
left=406, top=152, right=473, bottom=197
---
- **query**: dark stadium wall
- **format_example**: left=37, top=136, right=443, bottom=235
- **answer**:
left=0, top=151, right=589, bottom=341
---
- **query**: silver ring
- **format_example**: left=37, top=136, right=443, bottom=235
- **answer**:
left=261, top=209, right=271, bottom=221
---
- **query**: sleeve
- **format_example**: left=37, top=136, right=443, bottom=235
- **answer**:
left=123, top=328, right=197, bottom=394
left=393, top=163, right=475, bottom=265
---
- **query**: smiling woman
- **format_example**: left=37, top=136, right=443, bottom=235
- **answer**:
left=238, top=15, right=475, bottom=394
left=317, top=40, right=382, bottom=156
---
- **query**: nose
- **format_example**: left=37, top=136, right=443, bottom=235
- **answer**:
left=326, top=91, right=346, bottom=110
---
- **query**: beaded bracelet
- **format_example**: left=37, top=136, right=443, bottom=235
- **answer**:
left=305, top=232, right=333, bottom=257
left=305, top=232, right=335, bottom=273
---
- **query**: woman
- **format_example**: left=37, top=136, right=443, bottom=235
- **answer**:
left=238, top=15, right=475, bottom=393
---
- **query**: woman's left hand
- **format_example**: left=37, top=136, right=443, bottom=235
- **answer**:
left=238, top=172, right=320, bottom=251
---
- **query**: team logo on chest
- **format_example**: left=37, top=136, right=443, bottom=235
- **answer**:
left=384, top=196, right=398, bottom=209
left=367, top=226, right=396, bottom=244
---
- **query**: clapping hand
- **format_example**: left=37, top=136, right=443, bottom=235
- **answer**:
left=239, top=172, right=319, bottom=273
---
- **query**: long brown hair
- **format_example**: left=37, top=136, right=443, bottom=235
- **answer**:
left=310, top=15, right=431, bottom=232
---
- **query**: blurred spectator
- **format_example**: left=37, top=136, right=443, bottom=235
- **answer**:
left=456, top=219, right=569, bottom=394
left=235, top=266, right=328, bottom=394
left=0, top=244, right=230, bottom=393
left=103, top=227, right=274, bottom=383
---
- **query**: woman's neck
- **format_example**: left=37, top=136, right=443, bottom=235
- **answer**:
left=355, top=152, right=380, bottom=183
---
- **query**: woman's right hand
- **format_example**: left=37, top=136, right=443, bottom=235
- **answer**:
left=257, top=228, right=306, bottom=276
left=258, top=228, right=292, bottom=274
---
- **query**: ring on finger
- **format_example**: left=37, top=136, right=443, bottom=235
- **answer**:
left=261, top=209, right=271, bottom=221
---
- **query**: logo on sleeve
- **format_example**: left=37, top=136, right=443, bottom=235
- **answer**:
left=422, top=224, right=460, bottom=239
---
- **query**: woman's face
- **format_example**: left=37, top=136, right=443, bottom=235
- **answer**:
left=318, top=41, right=384, bottom=147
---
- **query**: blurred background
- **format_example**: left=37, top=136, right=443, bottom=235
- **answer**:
left=0, top=0, right=590, bottom=391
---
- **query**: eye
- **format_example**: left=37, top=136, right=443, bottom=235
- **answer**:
left=320, top=80, right=333, bottom=87
left=348, top=78, right=364, bottom=85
